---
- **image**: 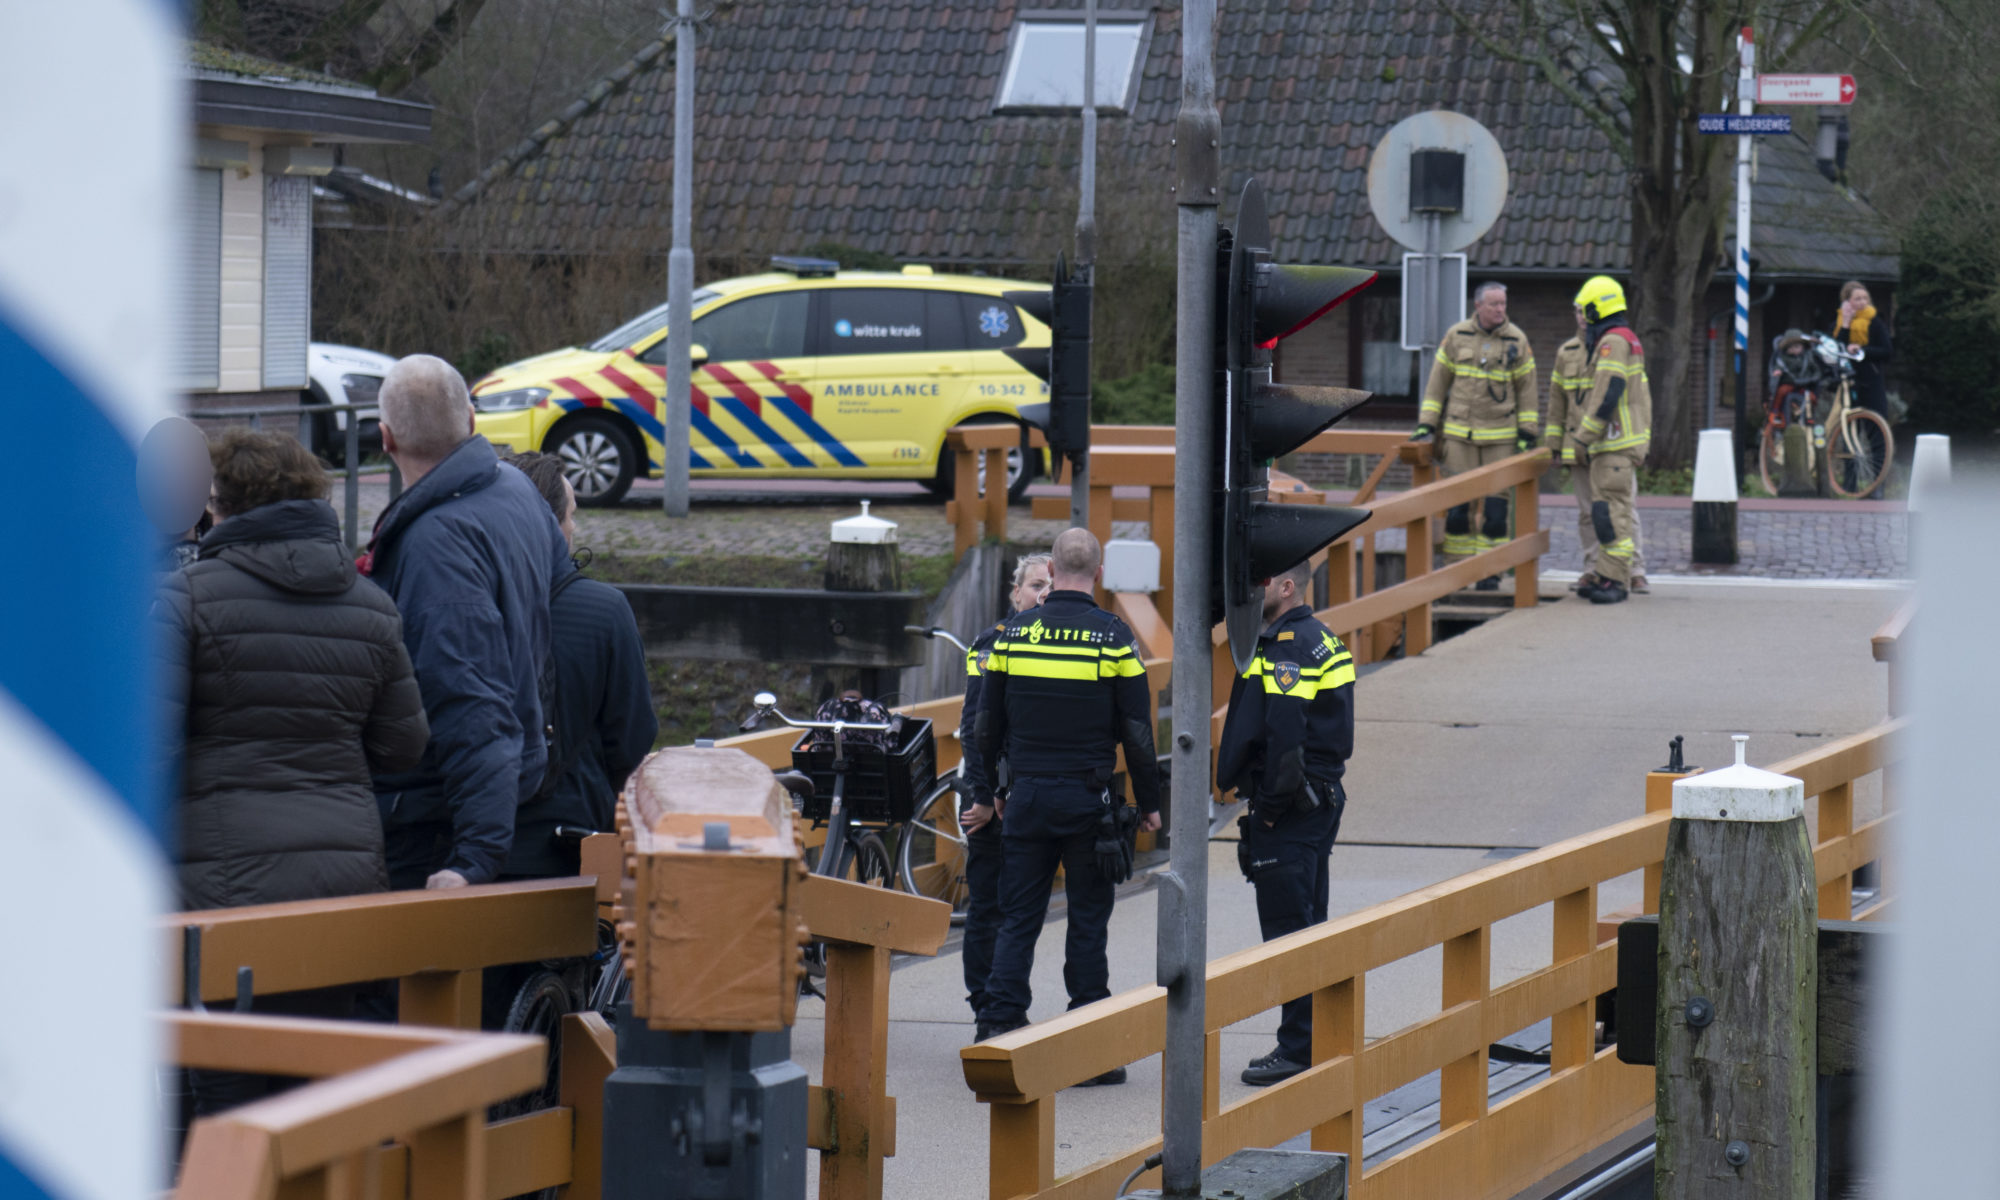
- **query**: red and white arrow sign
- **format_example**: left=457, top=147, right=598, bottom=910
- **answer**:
left=1757, top=74, right=1856, bottom=105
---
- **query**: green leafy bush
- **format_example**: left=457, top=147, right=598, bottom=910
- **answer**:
left=1093, top=362, right=1176, bottom=426
left=1900, top=190, right=2000, bottom=433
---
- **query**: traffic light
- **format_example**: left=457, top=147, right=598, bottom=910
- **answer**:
left=1005, top=255, right=1091, bottom=480
left=1215, top=179, right=1379, bottom=671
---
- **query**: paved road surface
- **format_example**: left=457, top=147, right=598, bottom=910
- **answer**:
left=341, top=474, right=1910, bottom=579
left=786, top=577, right=1900, bottom=1197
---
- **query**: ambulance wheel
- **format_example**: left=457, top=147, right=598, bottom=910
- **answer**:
left=923, top=429, right=1031, bottom=503
left=551, top=415, right=637, bottom=507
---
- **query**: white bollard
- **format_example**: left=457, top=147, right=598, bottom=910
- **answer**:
left=1906, top=433, right=1951, bottom=513
left=1691, top=427, right=1739, bottom=566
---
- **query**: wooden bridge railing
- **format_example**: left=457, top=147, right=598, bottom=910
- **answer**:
left=167, top=856, right=949, bottom=1197
left=949, top=425, right=1546, bottom=672
left=959, top=718, right=1905, bottom=1200
left=172, top=1012, right=597, bottom=1200
left=1873, top=595, right=1915, bottom=717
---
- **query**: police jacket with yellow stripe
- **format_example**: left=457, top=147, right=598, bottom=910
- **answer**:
left=1570, top=319, right=1652, bottom=457
left=975, top=590, right=1161, bottom=814
left=1216, top=605, right=1355, bottom=814
left=1543, top=334, right=1593, bottom=464
left=957, top=620, right=1007, bottom=806
left=1418, top=317, right=1538, bottom=443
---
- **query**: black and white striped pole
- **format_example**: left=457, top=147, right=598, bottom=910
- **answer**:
left=1692, top=427, right=1739, bottom=566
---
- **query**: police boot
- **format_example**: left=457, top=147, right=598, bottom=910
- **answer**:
left=1241, top=1048, right=1307, bottom=1086
left=1075, top=1066, right=1128, bottom=1087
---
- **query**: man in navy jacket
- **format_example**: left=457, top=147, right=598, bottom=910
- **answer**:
left=500, top=451, right=658, bottom=876
left=366, top=355, right=570, bottom=888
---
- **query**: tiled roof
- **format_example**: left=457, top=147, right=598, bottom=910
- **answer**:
left=446, top=1, right=1896, bottom=282
left=187, top=40, right=373, bottom=93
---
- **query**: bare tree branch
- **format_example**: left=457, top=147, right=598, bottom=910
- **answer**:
left=283, top=0, right=393, bottom=71
left=1765, top=1, right=1860, bottom=73
left=1440, top=0, right=1633, bottom=157
left=367, top=0, right=496, bottom=96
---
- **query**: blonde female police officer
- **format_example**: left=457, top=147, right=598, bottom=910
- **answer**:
left=957, top=553, right=1051, bottom=1026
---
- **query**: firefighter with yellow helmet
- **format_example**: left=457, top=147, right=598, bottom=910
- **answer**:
left=1546, top=304, right=1648, bottom=594
left=1563, top=276, right=1651, bottom=604
left=1413, top=282, right=1538, bottom=585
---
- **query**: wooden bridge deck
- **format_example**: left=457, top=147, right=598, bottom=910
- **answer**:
left=793, top=576, right=1901, bottom=1197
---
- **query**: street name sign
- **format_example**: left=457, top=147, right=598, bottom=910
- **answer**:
left=1758, top=74, right=1856, bottom=104
left=1700, top=113, right=1792, bottom=135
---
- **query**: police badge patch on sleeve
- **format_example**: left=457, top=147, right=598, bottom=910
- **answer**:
left=1273, top=661, right=1301, bottom=692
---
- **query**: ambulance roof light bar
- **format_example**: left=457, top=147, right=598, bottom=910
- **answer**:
left=770, top=255, right=840, bottom=277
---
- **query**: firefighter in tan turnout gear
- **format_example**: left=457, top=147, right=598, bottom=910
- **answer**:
left=1413, top=282, right=1538, bottom=588
left=1547, top=306, right=1648, bottom=594
left=1562, top=276, right=1651, bottom=605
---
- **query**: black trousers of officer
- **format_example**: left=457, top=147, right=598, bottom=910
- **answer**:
left=960, top=811, right=1005, bottom=1015
left=980, top=777, right=1117, bottom=1027
left=1241, top=784, right=1346, bottom=1062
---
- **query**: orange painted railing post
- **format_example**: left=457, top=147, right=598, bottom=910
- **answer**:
left=1513, top=470, right=1540, bottom=608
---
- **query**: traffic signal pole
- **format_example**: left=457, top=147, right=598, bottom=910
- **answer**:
left=1162, top=0, right=1218, bottom=1193
left=660, top=0, right=695, bottom=518
left=1070, top=0, right=1096, bottom=529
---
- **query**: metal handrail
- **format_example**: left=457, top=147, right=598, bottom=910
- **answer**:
left=183, top=399, right=401, bottom=550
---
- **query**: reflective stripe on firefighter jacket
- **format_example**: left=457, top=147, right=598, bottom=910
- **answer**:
left=1572, top=324, right=1652, bottom=457
left=1215, top=605, right=1355, bottom=814
left=1544, top=334, right=1594, bottom=464
left=1418, top=317, right=1538, bottom=443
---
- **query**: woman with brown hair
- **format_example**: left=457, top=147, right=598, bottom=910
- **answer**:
left=159, top=428, right=429, bottom=1111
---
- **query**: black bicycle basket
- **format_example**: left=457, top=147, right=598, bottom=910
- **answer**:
left=789, top=698, right=937, bottom=823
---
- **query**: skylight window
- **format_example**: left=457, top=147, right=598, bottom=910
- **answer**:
left=996, top=14, right=1149, bottom=112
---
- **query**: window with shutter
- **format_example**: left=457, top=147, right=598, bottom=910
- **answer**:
left=174, top=169, right=222, bottom=390
left=261, top=173, right=311, bottom=389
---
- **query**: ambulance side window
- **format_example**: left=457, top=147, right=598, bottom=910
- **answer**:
left=644, top=292, right=808, bottom=364
left=924, top=291, right=969, bottom=350
left=961, top=295, right=1025, bottom=349
left=819, top=290, right=930, bottom=357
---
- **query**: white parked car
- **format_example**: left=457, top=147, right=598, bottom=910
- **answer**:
left=306, top=343, right=395, bottom=460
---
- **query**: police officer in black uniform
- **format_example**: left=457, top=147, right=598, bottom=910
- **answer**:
left=975, top=530, right=1162, bottom=1084
left=958, top=552, right=1051, bottom=1026
left=1216, top=559, right=1356, bottom=1086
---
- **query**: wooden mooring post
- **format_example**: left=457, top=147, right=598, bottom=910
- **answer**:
left=1657, top=735, right=1816, bottom=1197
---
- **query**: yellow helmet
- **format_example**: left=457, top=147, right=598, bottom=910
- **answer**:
left=1575, top=275, right=1627, bottom=322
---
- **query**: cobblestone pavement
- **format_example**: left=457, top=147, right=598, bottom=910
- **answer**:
left=1535, top=497, right=1909, bottom=580
left=347, top=478, right=1147, bottom=561
left=344, top=477, right=1906, bottom=578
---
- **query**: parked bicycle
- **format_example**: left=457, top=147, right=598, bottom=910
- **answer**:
left=740, top=690, right=970, bottom=917
left=1759, top=330, right=1893, bottom=500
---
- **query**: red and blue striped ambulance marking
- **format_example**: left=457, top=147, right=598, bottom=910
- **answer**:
left=701, top=364, right=816, bottom=468
left=749, top=360, right=866, bottom=468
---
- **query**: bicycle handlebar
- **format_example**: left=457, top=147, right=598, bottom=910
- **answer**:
left=904, top=624, right=970, bottom=654
left=739, top=691, right=895, bottom=735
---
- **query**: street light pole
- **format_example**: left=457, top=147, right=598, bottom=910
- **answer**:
left=1070, top=0, right=1096, bottom=529
left=1163, top=0, right=1217, bottom=1194
left=661, top=0, right=696, bottom=518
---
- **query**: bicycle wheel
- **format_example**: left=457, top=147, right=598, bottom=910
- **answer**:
left=851, top=831, right=893, bottom=887
left=1768, top=418, right=1800, bottom=496
left=1826, top=408, right=1893, bottom=499
left=897, top=779, right=970, bottom=917
left=491, top=969, right=572, bottom=1123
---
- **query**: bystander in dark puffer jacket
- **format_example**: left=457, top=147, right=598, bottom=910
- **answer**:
left=160, top=473, right=429, bottom=910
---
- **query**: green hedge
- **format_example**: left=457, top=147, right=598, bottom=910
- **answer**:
left=1900, top=192, right=2000, bottom=433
